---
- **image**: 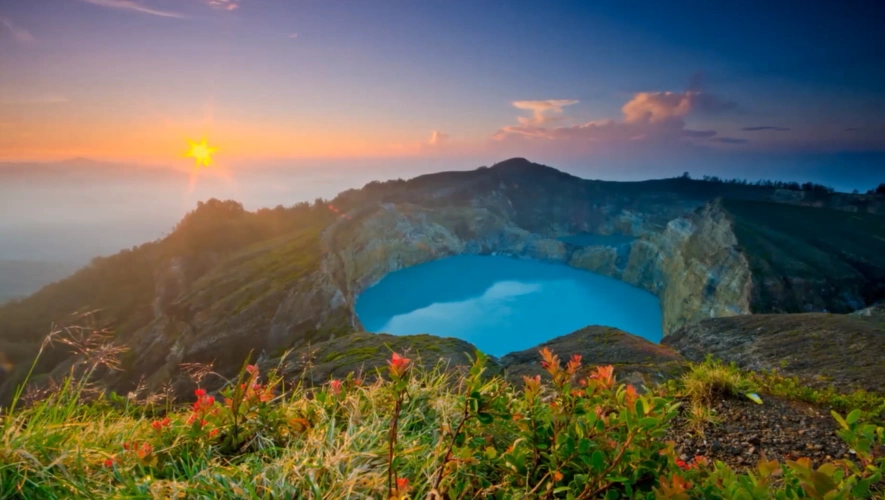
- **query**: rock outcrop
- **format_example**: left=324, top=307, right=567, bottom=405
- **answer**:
left=663, top=313, right=885, bottom=394
left=500, top=326, right=684, bottom=388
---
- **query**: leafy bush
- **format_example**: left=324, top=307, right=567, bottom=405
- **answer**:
left=1, top=345, right=882, bottom=499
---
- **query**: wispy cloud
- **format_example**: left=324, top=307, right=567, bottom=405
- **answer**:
left=428, top=130, right=449, bottom=145
left=0, top=17, right=35, bottom=43
left=205, top=0, right=239, bottom=11
left=742, top=126, right=791, bottom=131
left=713, top=137, right=749, bottom=144
left=78, top=0, right=185, bottom=18
left=512, top=99, right=578, bottom=126
left=621, top=91, right=736, bottom=124
left=289, top=32, right=298, bottom=39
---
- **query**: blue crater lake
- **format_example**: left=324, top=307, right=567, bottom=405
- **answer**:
left=355, top=255, right=662, bottom=356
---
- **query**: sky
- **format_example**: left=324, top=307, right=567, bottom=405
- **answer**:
left=1, top=0, right=884, bottom=189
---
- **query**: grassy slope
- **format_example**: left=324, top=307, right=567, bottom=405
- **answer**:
left=0, top=201, right=338, bottom=402
left=724, top=198, right=885, bottom=312
left=0, top=351, right=882, bottom=499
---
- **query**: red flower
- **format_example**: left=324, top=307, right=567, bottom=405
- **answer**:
left=388, top=352, right=410, bottom=377
left=624, top=384, right=639, bottom=410
left=675, top=459, right=690, bottom=470
left=396, top=477, right=410, bottom=493
left=566, top=354, right=582, bottom=374
left=136, top=443, right=153, bottom=460
left=330, top=379, right=342, bottom=395
left=103, top=458, right=115, bottom=468
left=245, top=364, right=258, bottom=376
left=589, top=365, right=615, bottom=388
left=151, top=416, right=171, bottom=432
left=209, top=428, right=220, bottom=438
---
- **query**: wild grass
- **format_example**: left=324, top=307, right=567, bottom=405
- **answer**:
left=1, top=337, right=883, bottom=499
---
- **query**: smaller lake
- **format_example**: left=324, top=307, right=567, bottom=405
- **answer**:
left=558, top=233, right=636, bottom=246
left=355, top=255, right=662, bottom=356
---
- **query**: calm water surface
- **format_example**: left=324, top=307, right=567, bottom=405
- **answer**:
left=355, top=255, right=662, bottom=356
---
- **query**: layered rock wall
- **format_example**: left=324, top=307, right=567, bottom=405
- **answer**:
left=317, top=198, right=753, bottom=338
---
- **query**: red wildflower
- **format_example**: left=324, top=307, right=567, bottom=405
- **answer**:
left=566, top=354, right=582, bottom=374
left=589, top=365, right=615, bottom=388
left=675, top=459, right=690, bottom=470
left=103, top=458, right=115, bottom=468
left=388, top=352, right=410, bottom=377
left=194, top=388, right=206, bottom=398
left=151, top=416, right=171, bottom=432
left=245, top=364, right=258, bottom=376
left=209, top=428, right=220, bottom=438
left=330, top=379, right=342, bottom=395
left=136, top=443, right=153, bottom=460
left=396, top=477, right=410, bottom=493
left=624, top=384, right=639, bottom=410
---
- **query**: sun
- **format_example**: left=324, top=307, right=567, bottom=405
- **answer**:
left=185, top=138, right=216, bottom=168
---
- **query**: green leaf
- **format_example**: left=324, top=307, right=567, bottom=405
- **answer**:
left=846, top=408, right=862, bottom=426
left=639, top=417, right=660, bottom=428
left=477, top=412, right=494, bottom=425
left=591, top=449, right=606, bottom=473
left=746, top=393, right=763, bottom=405
left=831, top=410, right=850, bottom=430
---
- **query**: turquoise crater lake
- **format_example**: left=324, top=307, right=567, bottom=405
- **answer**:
left=355, top=255, right=663, bottom=356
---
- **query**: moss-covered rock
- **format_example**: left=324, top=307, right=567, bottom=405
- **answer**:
left=279, top=332, right=494, bottom=386
left=499, top=326, right=685, bottom=388
left=663, top=313, right=885, bottom=394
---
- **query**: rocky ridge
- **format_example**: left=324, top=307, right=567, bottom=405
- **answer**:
left=2, top=158, right=885, bottom=401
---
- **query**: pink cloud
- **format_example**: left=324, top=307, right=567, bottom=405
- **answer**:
left=205, top=0, right=239, bottom=11
left=428, top=130, right=449, bottom=145
left=512, top=99, right=579, bottom=126
left=495, top=90, right=731, bottom=148
left=78, top=0, right=184, bottom=18
left=0, top=17, right=34, bottom=43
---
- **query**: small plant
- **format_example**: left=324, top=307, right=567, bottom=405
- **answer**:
left=684, top=401, right=722, bottom=435
left=681, top=356, right=752, bottom=405
left=2, top=333, right=883, bottom=499
left=386, top=351, right=411, bottom=499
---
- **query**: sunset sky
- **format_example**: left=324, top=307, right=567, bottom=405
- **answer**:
left=1, top=0, right=884, bottom=187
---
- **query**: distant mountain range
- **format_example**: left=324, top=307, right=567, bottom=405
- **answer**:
left=0, top=259, right=83, bottom=304
left=0, top=158, right=188, bottom=182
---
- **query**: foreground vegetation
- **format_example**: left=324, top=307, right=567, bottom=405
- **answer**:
left=1, top=333, right=883, bottom=500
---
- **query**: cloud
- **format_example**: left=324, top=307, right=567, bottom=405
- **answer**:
left=494, top=90, right=733, bottom=148
left=0, top=17, right=35, bottom=43
left=289, top=32, right=298, bottom=39
left=512, top=99, right=579, bottom=126
left=712, top=137, right=749, bottom=144
left=742, top=126, right=791, bottom=131
left=428, top=131, right=450, bottom=145
left=78, top=0, right=185, bottom=18
left=622, top=91, right=736, bottom=124
left=205, top=0, right=239, bottom=11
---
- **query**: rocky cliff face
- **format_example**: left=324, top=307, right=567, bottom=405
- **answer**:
left=315, top=197, right=752, bottom=340
left=572, top=201, right=754, bottom=333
